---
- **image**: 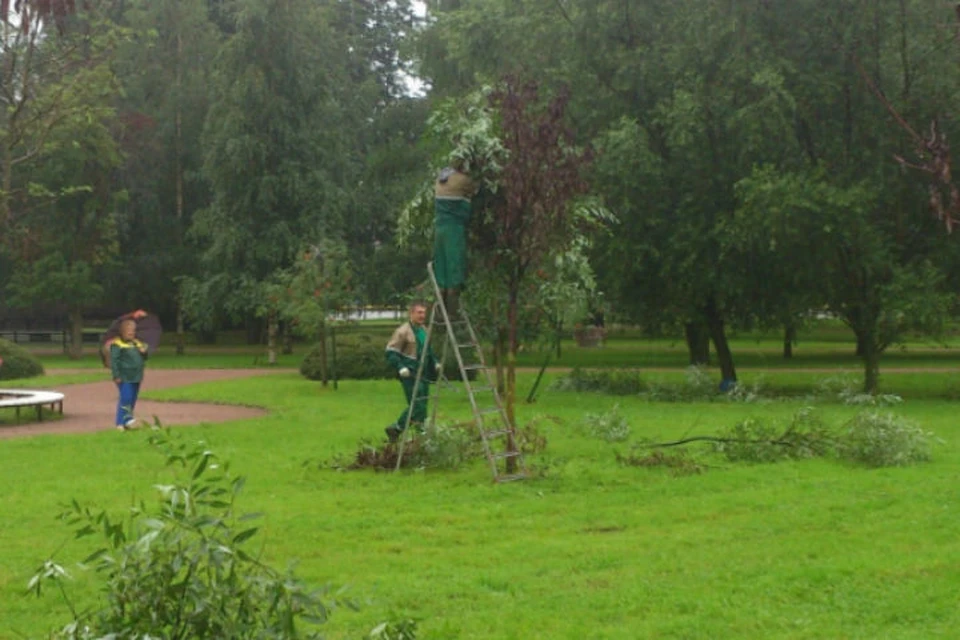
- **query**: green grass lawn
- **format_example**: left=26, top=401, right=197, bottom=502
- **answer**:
left=2, top=368, right=960, bottom=638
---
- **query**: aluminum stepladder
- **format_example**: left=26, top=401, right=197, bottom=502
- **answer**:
left=394, top=262, right=526, bottom=482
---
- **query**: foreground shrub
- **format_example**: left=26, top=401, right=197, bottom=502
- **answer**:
left=0, top=338, right=44, bottom=380
left=30, top=428, right=338, bottom=639
left=838, top=411, right=937, bottom=467
left=370, top=614, right=419, bottom=640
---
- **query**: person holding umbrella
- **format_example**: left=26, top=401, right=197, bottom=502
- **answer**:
left=109, top=318, right=148, bottom=430
left=103, top=310, right=161, bottom=430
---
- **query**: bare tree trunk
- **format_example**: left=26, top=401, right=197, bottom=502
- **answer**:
left=684, top=322, right=710, bottom=365
left=491, top=297, right=506, bottom=394
left=318, top=324, right=329, bottom=387
left=555, top=319, right=563, bottom=359
left=266, top=312, right=278, bottom=365
left=68, top=307, right=83, bottom=360
left=855, top=332, right=867, bottom=357
left=505, top=289, right=519, bottom=473
left=282, top=322, right=293, bottom=354
left=176, top=300, right=186, bottom=356
left=1, top=144, right=10, bottom=234
left=854, top=327, right=881, bottom=393
left=1, top=17, right=12, bottom=235
left=783, top=323, right=796, bottom=359
left=704, top=299, right=736, bottom=385
left=174, top=26, right=185, bottom=356
left=863, top=347, right=880, bottom=394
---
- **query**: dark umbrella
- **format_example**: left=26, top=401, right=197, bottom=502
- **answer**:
left=100, top=310, right=163, bottom=367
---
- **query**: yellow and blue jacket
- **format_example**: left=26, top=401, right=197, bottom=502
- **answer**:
left=109, top=337, right=147, bottom=383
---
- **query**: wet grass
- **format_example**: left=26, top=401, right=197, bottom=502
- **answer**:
left=1, top=371, right=959, bottom=638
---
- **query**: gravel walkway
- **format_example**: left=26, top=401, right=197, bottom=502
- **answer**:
left=0, top=369, right=290, bottom=439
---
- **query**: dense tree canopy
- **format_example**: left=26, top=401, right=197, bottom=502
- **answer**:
left=2, top=0, right=960, bottom=388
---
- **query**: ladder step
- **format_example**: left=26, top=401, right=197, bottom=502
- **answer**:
left=493, top=450, right=523, bottom=461
left=462, top=364, right=488, bottom=371
left=476, top=407, right=502, bottom=416
left=482, top=429, right=513, bottom=439
left=456, top=343, right=479, bottom=349
left=495, top=473, right=526, bottom=483
left=470, top=385, right=496, bottom=393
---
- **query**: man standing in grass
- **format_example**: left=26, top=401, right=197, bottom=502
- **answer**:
left=384, top=301, right=440, bottom=443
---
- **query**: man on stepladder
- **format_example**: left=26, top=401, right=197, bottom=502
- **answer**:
left=434, top=160, right=477, bottom=317
left=384, top=301, right=441, bottom=443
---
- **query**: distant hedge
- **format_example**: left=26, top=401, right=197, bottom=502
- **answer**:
left=0, top=338, right=45, bottom=380
left=300, top=332, right=474, bottom=381
left=301, top=334, right=393, bottom=381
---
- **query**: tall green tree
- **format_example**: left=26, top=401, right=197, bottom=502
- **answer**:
left=731, top=0, right=960, bottom=392
left=110, top=0, right=220, bottom=352
left=483, top=80, right=592, bottom=439
left=419, top=0, right=960, bottom=393
left=1, top=5, right=125, bottom=355
left=187, top=0, right=351, bottom=342
left=329, top=0, right=433, bottom=306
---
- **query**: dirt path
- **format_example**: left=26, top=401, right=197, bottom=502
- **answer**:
left=0, top=369, right=290, bottom=440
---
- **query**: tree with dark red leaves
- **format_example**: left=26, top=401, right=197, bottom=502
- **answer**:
left=484, top=78, right=592, bottom=463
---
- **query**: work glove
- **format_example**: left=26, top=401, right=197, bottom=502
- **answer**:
left=399, top=367, right=411, bottom=378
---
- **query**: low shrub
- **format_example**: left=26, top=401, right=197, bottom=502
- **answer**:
left=838, top=411, right=938, bottom=467
left=616, top=448, right=706, bottom=476
left=549, top=367, right=645, bottom=395
left=579, top=404, right=631, bottom=442
left=407, top=421, right=482, bottom=469
left=645, top=366, right=720, bottom=402
left=633, top=409, right=938, bottom=474
left=329, top=417, right=546, bottom=473
left=301, top=334, right=394, bottom=381
left=329, top=421, right=483, bottom=471
left=514, top=415, right=552, bottom=455
left=714, top=407, right=834, bottom=463
left=0, top=338, right=44, bottom=380
left=813, top=374, right=903, bottom=406
left=552, top=366, right=770, bottom=403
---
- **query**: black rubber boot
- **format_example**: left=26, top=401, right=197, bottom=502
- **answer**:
left=384, top=424, right=401, bottom=443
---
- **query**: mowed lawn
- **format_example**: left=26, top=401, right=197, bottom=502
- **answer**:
left=2, top=362, right=960, bottom=638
